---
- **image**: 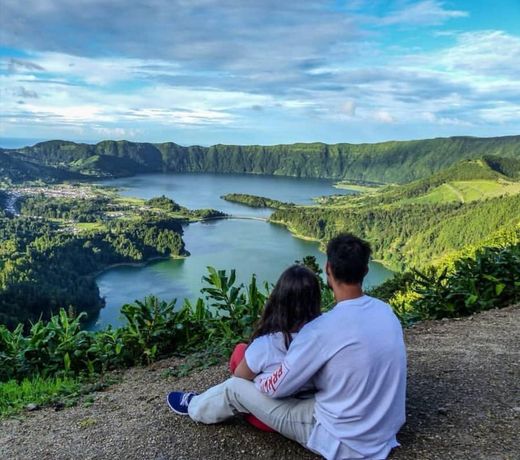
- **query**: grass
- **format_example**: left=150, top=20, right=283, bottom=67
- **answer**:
left=406, top=183, right=462, bottom=204
left=0, top=373, right=122, bottom=419
left=453, top=180, right=520, bottom=201
left=114, top=196, right=146, bottom=206
left=0, top=376, right=82, bottom=418
left=75, top=222, right=106, bottom=232
left=333, top=181, right=383, bottom=193
left=400, top=180, right=520, bottom=205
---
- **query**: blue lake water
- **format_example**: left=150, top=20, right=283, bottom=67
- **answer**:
left=89, top=173, right=393, bottom=329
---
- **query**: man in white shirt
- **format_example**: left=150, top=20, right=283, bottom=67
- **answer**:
left=167, top=234, right=407, bottom=460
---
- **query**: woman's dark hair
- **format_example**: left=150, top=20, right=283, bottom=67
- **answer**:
left=250, top=264, right=321, bottom=349
left=326, top=233, right=371, bottom=284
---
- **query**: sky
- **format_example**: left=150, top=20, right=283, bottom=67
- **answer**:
left=0, top=0, right=519, bottom=147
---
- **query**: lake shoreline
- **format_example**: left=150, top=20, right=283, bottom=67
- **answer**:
left=269, top=218, right=398, bottom=272
left=92, top=173, right=394, bottom=329
left=92, top=254, right=187, bottom=279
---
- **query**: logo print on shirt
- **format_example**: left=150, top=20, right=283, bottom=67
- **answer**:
left=260, top=362, right=289, bottom=394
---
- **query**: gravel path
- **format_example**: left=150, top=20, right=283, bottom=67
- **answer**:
left=1, top=305, right=518, bottom=460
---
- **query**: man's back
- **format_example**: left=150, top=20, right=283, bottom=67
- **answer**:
left=258, top=295, right=406, bottom=459
left=307, top=295, right=406, bottom=458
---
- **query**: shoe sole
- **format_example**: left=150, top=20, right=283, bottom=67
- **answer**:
left=166, top=393, right=190, bottom=416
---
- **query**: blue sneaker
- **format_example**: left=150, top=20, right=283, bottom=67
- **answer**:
left=166, top=391, right=198, bottom=415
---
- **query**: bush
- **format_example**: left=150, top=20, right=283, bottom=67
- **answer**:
left=0, top=266, right=272, bottom=382
left=2, top=243, right=517, bottom=384
left=371, top=243, right=520, bottom=324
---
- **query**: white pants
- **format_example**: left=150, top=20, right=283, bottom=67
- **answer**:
left=188, top=377, right=316, bottom=448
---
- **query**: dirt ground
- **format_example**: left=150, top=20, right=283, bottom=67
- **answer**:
left=1, top=305, right=518, bottom=460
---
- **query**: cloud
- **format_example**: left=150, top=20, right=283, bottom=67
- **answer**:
left=373, top=110, right=395, bottom=123
left=0, top=2, right=518, bottom=143
left=93, top=127, right=140, bottom=138
left=7, top=58, right=45, bottom=72
left=379, top=0, right=468, bottom=26
left=340, top=100, right=356, bottom=116
left=15, top=86, right=39, bottom=98
left=0, top=1, right=360, bottom=77
left=433, top=30, right=520, bottom=79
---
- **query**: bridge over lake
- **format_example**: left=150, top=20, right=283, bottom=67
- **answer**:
left=202, top=215, right=269, bottom=222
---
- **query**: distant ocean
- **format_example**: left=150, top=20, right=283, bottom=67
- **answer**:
left=0, top=138, right=46, bottom=148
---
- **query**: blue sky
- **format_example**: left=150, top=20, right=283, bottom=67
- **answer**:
left=0, top=0, right=519, bottom=146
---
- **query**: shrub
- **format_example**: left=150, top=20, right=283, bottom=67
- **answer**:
left=371, top=243, right=520, bottom=324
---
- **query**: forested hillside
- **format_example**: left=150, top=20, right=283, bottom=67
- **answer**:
left=1, top=136, right=519, bottom=326
left=0, top=150, right=86, bottom=184
left=0, top=187, right=210, bottom=327
left=268, top=158, right=520, bottom=270
left=3, top=135, right=520, bottom=184
left=272, top=194, right=520, bottom=270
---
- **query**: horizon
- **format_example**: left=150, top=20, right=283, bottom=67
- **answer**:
left=1, top=132, right=520, bottom=151
left=1, top=1, right=519, bottom=146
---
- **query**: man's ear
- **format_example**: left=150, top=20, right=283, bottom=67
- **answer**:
left=325, top=261, right=334, bottom=289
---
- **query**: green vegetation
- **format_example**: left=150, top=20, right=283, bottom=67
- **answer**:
left=272, top=195, right=520, bottom=270
left=2, top=151, right=519, bottom=327
left=270, top=158, right=520, bottom=270
left=4, top=135, right=520, bottom=184
left=20, top=195, right=111, bottom=222
left=0, top=267, right=256, bottom=416
left=0, top=214, right=187, bottom=328
left=334, top=181, right=383, bottom=193
left=369, top=238, right=520, bottom=325
left=0, top=188, right=212, bottom=327
left=0, top=184, right=233, bottom=327
left=2, top=136, right=520, bottom=417
left=0, top=150, right=86, bottom=184
left=0, top=375, right=82, bottom=418
left=147, top=195, right=227, bottom=220
left=221, top=193, right=293, bottom=209
left=2, top=234, right=517, bottom=417
left=0, top=268, right=270, bottom=392
left=147, top=195, right=183, bottom=212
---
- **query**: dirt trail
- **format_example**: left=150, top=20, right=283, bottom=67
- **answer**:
left=1, top=305, right=518, bottom=460
left=445, top=183, right=466, bottom=203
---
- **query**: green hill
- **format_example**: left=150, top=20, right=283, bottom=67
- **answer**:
left=482, top=155, right=520, bottom=179
left=317, top=158, right=520, bottom=207
left=271, top=193, right=520, bottom=270
left=0, top=150, right=86, bottom=184
left=266, top=158, right=520, bottom=270
left=4, top=135, right=520, bottom=184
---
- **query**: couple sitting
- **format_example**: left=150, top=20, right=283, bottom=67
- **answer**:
left=167, top=234, right=407, bottom=460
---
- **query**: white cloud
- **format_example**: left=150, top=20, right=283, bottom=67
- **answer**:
left=373, top=110, right=396, bottom=123
left=340, top=100, right=357, bottom=116
left=379, top=0, right=468, bottom=26
left=7, top=58, right=45, bottom=72
left=433, top=31, right=520, bottom=79
left=0, top=2, right=518, bottom=143
left=93, top=127, right=141, bottom=138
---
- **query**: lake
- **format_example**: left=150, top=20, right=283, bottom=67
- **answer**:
left=89, top=173, right=393, bottom=330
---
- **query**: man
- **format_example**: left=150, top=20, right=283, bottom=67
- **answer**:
left=168, top=234, right=407, bottom=460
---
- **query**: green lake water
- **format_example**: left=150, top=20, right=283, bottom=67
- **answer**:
left=89, top=173, right=393, bottom=329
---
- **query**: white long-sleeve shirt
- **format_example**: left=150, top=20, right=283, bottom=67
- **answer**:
left=256, top=295, right=407, bottom=460
left=245, top=331, right=315, bottom=393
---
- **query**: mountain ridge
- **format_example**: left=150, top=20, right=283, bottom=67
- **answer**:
left=3, top=135, right=519, bottom=184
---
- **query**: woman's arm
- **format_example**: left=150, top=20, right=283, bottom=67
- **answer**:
left=233, top=357, right=257, bottom=381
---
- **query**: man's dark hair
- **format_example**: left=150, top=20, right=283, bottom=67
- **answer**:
left=326, top=233, right=372, bottom=284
